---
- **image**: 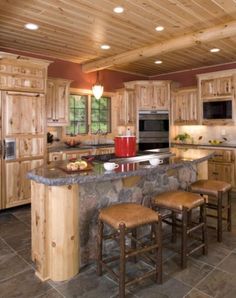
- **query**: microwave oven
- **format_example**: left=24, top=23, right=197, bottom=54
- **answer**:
left=203, top=100, right=232, bottom=120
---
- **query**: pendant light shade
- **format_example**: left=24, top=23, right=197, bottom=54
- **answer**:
left=92, top=72, right=104, bottom=99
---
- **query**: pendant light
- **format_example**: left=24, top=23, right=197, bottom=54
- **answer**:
left=92, top=71, right=104, bottom=99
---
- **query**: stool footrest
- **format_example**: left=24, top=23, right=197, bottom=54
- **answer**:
left=188, top=243, right=205, bottom=256
left=187, top=222, right=204, bottom=234
left=125, top=269, right=156, bottom=287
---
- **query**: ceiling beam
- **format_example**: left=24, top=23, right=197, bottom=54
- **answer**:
left=82, top=20, right=236, bottom=73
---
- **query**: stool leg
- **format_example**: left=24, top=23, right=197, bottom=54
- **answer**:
left=171, top=211, right=177, bottom=243
left=217, top=192, right=223, bottom=242
left=227, top=191, right=232, bottom=232
left=97, top=220, right=103, bottom=276
left=181, top=208, right=188, bottom=269
left=155, top=218, right=162, bottom=284
left=119, top=223, right=126, bottom=298
left=201, top=201, right=208, bottom=255
left=131, top=228, right=137, bottom=263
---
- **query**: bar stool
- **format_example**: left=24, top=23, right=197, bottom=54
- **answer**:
left=190, top=179, right=232, bottom=242
left=152, top=191, right=208, bottom=268
left=97, top=203, right=162, bottom=298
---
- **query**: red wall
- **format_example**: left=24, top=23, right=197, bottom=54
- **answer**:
left=0, top=47, right=147, bottom=91
left=150, top=62, right=236, bottom=87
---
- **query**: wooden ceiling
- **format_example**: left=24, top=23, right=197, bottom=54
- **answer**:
left=0, top=0, right=236, bottom=76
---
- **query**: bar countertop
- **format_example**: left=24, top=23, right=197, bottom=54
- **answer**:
left=27, top=151, right=214, bottom=186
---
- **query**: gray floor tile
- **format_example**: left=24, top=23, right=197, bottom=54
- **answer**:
left=164, top=255, right=213, bottom=287
left=36, top=288, right=64, bottom=298
left=0, top=252, right=30, bottom=282
left=3, top=229, right=31, bottom=252
left=0, top=238, right=14, bottom=256
left=55, top=267, right=118, bottom=298
left=184, top=288, right=213, bottom=297
left=129, top=275, right=191, bottom=298
left=17, top=245, right=35, bottom=267
left=217, top=251, right=236, bottom=274
left=0, top=268, right=52, bottom=298
left=196, top=268, right=236, bottom=298
left=0, top=213, right=30, bottom=239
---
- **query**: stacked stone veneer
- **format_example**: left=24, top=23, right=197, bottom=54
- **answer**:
left=79, top=163, right=197, bottom=266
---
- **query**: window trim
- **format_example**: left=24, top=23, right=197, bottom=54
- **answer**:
left=65, top=88, right=114, bottom=136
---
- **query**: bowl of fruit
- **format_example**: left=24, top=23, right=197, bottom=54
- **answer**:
left=208, top=139, right=223, bottom=145
left=64, top=139, right=81, bottom=148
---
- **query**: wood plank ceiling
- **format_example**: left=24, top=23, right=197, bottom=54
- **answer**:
left=0, top=0, right=235, bottom=76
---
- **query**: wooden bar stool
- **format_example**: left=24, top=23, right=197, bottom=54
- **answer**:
left=97, top=203, right=162, bottom=298
left=190, top=179, right=232, bottom=242
left=152, top=191, right=207, bottom=269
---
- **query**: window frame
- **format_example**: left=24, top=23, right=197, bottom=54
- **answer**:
left=65, top=89, right=113, bottom=136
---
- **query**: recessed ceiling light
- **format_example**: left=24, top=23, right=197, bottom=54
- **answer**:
left=101, top=44, right=111, bottom=50
left=24, top=23, right=39, bottom=30
left=155, top=26, right=164, bottom=32
left=155, top=60, right=163, bottom=64
left=210, top=48, right=220, bottom=53
left=113, top=6, right=124, bottom=13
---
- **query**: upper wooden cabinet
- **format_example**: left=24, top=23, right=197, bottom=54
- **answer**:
left=133, top=81, right=170, bottom=111
left=198, top=69, right=236, bottom=125
left=114, top=88, right=136, bottom=126
left=172, top=87, right=199, bottom=125
left=47, top=78, right=72, bottom=126
left=0, top=52, right=50, bottom=93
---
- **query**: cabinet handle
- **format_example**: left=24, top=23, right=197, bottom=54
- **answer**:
left=212, top=172, right=219, bottom=175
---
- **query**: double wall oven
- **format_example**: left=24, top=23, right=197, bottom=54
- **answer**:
left=138, top=110, right=169, bottom=152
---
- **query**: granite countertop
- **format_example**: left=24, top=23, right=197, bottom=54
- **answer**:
left=27, top=151, right=214, bottom=186
left=171, top=142, right=236, bottom=149
left=48, top=143, right=115, bottom=153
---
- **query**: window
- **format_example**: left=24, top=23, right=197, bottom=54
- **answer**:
left=66, top=94, right=111, bottom=135
left=91, top=96, right=111, bottom=134
left=66, top=94, right=88, bottom=135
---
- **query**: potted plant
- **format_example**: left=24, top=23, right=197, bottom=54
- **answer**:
left=174, top=133, right=191, bottom=143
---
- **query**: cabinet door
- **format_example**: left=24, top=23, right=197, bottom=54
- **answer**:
left=64, top=150, right=91, bottom=160
left=54, top=81, right=69, bottom=125
left=208, top=162, right=233, bottom=185
left=46, top=79, right=56, bottom=123
left=217, top=76, right=233, bottom=96
left=136, top=85, right=152, bottom=110
left=4, top=92, right=45, bottom=135
left=96, top=147, right=115, bottom=155
left=152, top=85, right=169, bottom=110
left=126, top=90, right=136, bottom=125
left=4, top=159, right=44, bottom=208
left=172, top=89, right=198, bottom=125
left=115, top=90, right=127, bottom=126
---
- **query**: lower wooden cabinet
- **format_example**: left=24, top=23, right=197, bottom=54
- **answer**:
left=208, top=161, right=234, bottom=185
left=2, top=159, right=44, bottom=209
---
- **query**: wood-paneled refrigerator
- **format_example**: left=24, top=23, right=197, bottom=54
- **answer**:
left=0, top=52, right=50, bottom=210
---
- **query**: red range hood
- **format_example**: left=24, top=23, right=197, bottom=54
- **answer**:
left=114, top=136, right=136, bottom=157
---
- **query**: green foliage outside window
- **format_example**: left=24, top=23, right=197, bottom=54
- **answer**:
left=66, top=95, right=88, bottom=135
left=66, top=94, right=111, bottom=135
left=91, top=96, right=111, bottom=134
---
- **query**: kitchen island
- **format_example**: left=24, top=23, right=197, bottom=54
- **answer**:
left=27, top=150, right=214, bottom=282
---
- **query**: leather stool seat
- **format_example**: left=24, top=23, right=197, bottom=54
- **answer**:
left=191, top=180, right=231, bottom=197
left=99, top=203, right=159, bottom=229
left=152, top=191, right=207, bottom=268
left=97, top=203, right=162, bottom=298
left=152, top=191, right=204, bottom=211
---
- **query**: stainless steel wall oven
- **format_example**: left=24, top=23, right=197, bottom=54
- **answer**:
left=138, top=110, right=169, bottom=151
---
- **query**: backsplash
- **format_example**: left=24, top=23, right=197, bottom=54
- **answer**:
left=171, top=125, right=236, bottom=145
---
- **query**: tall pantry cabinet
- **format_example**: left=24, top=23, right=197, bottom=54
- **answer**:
left=0, top=52, right=50, bottom=209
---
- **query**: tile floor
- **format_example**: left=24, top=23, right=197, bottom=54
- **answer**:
left=1, top=201, right=236, bottom=298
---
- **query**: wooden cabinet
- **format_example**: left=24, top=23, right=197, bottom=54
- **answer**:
left=3, top=159, right=44, bottom=208
left=95, top=147, right=114, bottom=155
left=0, top=54, right=49, bottom=93
left=135, top=81, right=170, bottom=111
left=47, top=78, right=72, bottom=126
left=172, top=87, right=198, bottom=125
left=208, top=149, right=235, bottom=186
left=115, top=89, right=136, bottom=126
left=200, top=76, right=233, bottom=99
left=198, top=70, right=236, bottom=125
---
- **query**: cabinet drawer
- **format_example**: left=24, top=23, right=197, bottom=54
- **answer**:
left=208, top=161, right=234, bottom=185
left=210, top=150, right=234, bottom=163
